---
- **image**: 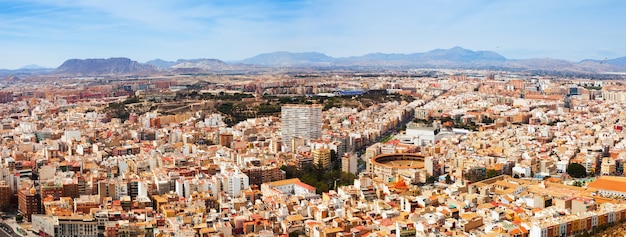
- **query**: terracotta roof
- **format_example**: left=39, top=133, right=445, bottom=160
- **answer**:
left=393, top=179, right=408, bottom=189
left=295, top=181, right=316, bottom=191
left=588, top=176, right=626, bottom=193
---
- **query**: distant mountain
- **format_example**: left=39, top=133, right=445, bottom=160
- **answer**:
left=145, top=59, right=178, bottom=69
left=19, top=64, right=47, bottom=70
left=55, top=57, right=157, bottom=75
left=146, top=58, right=234, bottom=72
left=604, top=56, right=626, bottom=67
left=240, top=52, right=335, bottom=66
left=0, top=67, right=54, bottom=77
left=5, top=47, right=626, bottom=77
left=171, top=59, right=232, bottom=71
left=415, top=46, right=506, bottom=62
left=237, top=47, right=507, bottom=68
left=334, top=47, right=507, bottom=67
left=506, top=58, right=577, bottom=70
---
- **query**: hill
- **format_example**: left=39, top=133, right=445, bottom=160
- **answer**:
left=54, top=57, right=157, bottom=75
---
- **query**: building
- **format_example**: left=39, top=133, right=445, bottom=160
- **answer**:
left=0, top=181, right=11, bottom=210
left=588, top=176, right=626, bottom=198
left=367, top=153, right=426, bottom=183
left=40, top=181, right=63, bottom=201
left=600, top=158, right=616, bottom=175
left=404, top=123, right=443, bottom=146
left=281, top=104, right=323, bottom=151
left=18, top=187, right=40, bottom=222
left=260, top=178, right=316, bottom=197
left=312, top=148, right=331, bottom=170
left=32, top=214, right=99, bottom=237
left=220, top=171, right=250, bottom=197
left=243, top=166, right=286, bottom=187
left=341, top=153, right=358, bottom=174
left=219, top=133, right=234, bottom=148
left=0, top=91, right=12, bottom=103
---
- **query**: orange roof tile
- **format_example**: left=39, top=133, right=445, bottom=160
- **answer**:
left=588, top=176, right=626, bottom=193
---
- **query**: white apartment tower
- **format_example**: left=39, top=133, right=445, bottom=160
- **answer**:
left=281, top=104, right=323, bottom=151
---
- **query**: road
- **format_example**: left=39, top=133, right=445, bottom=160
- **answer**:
left=0, top=222, right=19, bottom=237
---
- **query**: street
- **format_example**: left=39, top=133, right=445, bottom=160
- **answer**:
left=0, top=222, right=19, bottom=237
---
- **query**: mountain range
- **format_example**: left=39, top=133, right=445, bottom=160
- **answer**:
left=3, top=47, right=626, bottom=77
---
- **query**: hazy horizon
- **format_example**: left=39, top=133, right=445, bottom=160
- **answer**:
left=1, top=0, right=625, bottom=69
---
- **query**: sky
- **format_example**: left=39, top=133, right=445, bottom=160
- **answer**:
left=0, top=0, right=625, bottom=69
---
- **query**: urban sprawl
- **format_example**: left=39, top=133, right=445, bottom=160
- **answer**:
left=1, top=71, right=626, bottom=237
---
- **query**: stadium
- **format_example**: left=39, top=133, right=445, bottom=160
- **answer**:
left=367, top=153, right=427, bottom=183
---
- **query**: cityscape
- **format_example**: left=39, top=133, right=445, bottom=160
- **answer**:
left=3, top=1, right=626, bottom=237
left=0, top=67, right=623, bottom=237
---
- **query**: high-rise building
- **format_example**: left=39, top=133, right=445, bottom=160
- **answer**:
left=312, top=148, right=331, bottom=170
left=0, top=181, right=12, bottom=210
left=18, top=187, right=40, bottom=222
left=281, top=104, right=322, bottom=151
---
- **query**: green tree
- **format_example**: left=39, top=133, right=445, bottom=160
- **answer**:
left=486, top=169, right=498, bottom=179
left=481, top=116, right=494, bottom=124
left=289, top=230, right=305, bottom=237
left=567, top=163, right=587, bottom=178
left=315, top=181, right=329, bottom=193
left=426, top=176, right=439, bottom=184
left=339, top=172, right=357, bottom=186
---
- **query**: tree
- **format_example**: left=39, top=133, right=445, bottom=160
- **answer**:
left=315, top=182, right=329, bottom=193
left=567, top=163, right=587, bottom=178
left=426, top=176, right=439, bottom=184
left=486, top=169, right=498, bottom=179
left=289, top=231, right=305, bottom=237
left=481, top=116, right=494, bottom=124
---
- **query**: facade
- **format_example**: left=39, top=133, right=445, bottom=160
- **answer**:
left=260, top=178, right=316, bottom=197
left=18, top=187, right=40, bottom=222
left=281, top=104, right=322, bottom=151
left=0, top=181, right=12, bottom=210
left=341, top=153, right=358, bottom=174
left=40, top=182, right=63, bottom=201
left=243, top=166, right=286, bottom=186
left=404, top=123, right=443, bottom=146
left=312, top=147, right=331, bottom=170
left=600, top=158, right=616, bottom=175
left=219, top=133, right=234, bottom=148
left=220, top=171, right=250, bottom=197
left=0, top=91, right=12, bottom=103
left=367, top=153, right=426, bottom=182
left=32, top=214, right=99, bottom=237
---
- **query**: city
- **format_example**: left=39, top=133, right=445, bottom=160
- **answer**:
left=0, top=70, right=623, bottom=237
left=2, top=1, right=626, bottom=237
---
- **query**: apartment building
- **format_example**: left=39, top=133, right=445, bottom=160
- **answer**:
left=281, top=104, right=323, bottom=151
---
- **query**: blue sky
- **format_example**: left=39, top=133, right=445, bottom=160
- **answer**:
left=0, top=0, right=624, bottom=69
